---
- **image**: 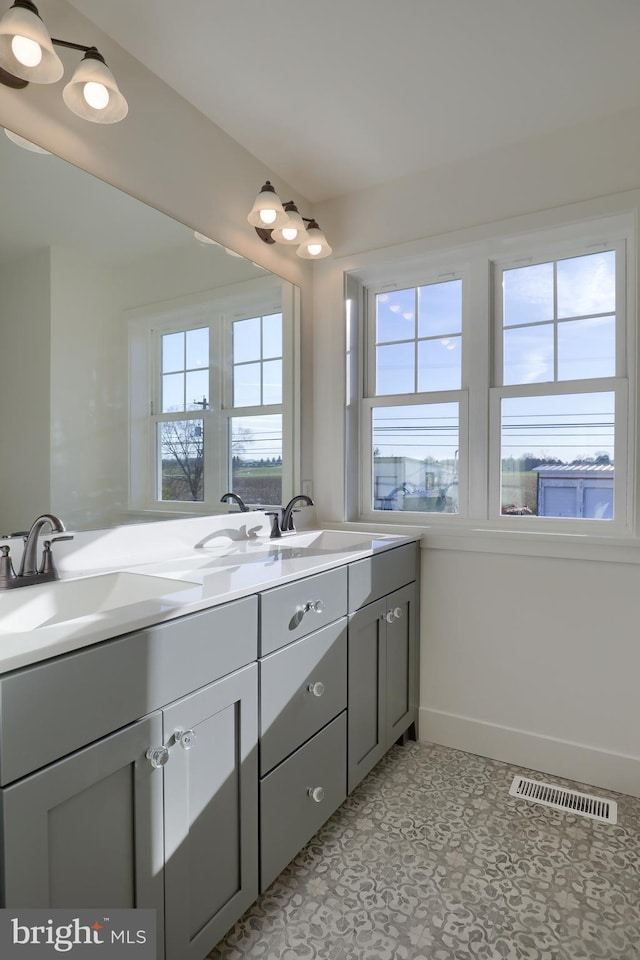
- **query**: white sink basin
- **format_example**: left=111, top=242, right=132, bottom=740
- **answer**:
left=281, top=529, right=403, bottom=553
left=135, top=529, right=406, bottom=579
left=0, top=572, right=198, bottom=633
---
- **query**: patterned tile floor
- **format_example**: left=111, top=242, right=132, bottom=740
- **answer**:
left=209, top=741, right=640, bottom=960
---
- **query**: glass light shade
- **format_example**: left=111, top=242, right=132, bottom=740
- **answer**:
left=247, top=181, right=288, bottom=229
left=194, top=231, right=218, bottom=245
left=62, top=52, right=128, bottom=124
left=297, top=220, right=332, bottom=259
left=4, top=127, right=50, bottom=153
left=0, top=2, right=63, bottom=83
left=271, top=203, right=309, bottom=245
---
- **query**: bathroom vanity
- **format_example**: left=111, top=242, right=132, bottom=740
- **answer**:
left=0, top=524, right=419, bottom=960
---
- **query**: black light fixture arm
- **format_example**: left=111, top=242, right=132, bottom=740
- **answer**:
left=51, top=38, right=102, bottom=56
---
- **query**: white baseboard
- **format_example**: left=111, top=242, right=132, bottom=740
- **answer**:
left=419, top=707, right=640, bottom=799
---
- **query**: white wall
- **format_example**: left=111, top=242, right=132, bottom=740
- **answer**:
left=0, top=251, right=51, bottom=534
left=312, top=111, right=640, bottom=797
left=49, top=246, right=123, bottom=529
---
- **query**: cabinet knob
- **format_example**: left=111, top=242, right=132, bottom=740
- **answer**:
left=174, top=729, right=197, bottom=750
left=307, top=786, right=325, bottom=803
left=393, top=606, right=403, bottom=620
left=385, top=610, right=395, bottom=624
left=146, top=745, right=170, bottom=769
left=298, top=599, right=325, bottom=616
left=307, top=681, right=325, bottom=697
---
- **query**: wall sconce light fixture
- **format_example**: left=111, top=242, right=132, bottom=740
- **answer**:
left=0, top=0, right=128, bottom=123
left=248, top=181, right=331, bottom=259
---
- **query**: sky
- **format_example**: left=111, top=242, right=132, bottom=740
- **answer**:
left=372, top=251, right=616, bottom=464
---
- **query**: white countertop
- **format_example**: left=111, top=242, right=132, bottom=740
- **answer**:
left=0, top=520, right=416, bottom=675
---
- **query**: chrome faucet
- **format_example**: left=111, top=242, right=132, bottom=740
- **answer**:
left=1, top=514, right=73, bottom=590
left=3, top=514, right=74, bottom=588
left=220, top=492, right=249, bottom=512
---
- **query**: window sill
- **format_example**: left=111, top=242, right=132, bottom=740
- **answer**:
left=319, top=517, right=640, bottom=564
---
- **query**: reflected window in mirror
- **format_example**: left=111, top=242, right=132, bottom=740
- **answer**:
left=129, top=279, right=298, bottom=515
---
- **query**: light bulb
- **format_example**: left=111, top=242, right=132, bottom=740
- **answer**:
left=307, top=243, right=323, bottom=257
left=281, top=227, right=299, bottom=241
left=11, top=34, right=42, bottom=67
left=259, top=208, right=277, bottom=226
left=83, top=81, right=110, bottom=110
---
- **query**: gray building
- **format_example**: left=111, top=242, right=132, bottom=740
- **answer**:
left=533, top=463, right=614, bottom=519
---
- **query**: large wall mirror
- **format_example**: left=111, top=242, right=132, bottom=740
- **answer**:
left=0, top=129, right=299, bottom=535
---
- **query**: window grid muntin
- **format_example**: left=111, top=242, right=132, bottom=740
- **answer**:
left=232, top=313, right=283, bottom=408
left=373, top=279, right=462, bottom=397
left=499, top=249, right=617, bottom=388
left=160, top=326, right=210, bottom=413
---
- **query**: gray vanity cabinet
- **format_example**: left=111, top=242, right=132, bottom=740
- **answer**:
left=347, top=544, right=419, bottom=793
left=0, top=596, right=259, bottom=960
left=163, top=663, right=258, bottom=960
left=0, top=712, right=165, bottom=945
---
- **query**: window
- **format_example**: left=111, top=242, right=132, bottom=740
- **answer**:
left=129, top=281, right=298, bottom=514
left=492, top=244, right=627, bottom=527
left=363, top=277, right=465, bottom=515
left=356, top=215, right=633, bottom=532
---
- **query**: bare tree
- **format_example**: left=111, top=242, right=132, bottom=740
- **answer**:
left=161, top=420, right=204, bottom=501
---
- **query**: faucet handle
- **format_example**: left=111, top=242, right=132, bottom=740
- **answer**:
left=0, top=545, right=16, bottom=586
left=39, top=535, right=74, bottom=578
left=264, top=512, right=282, bottom=539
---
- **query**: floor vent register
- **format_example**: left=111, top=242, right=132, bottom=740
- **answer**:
left=509, top=775, right=617, bottom=824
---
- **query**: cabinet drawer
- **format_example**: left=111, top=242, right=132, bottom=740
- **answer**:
left=260, top=711, right=346, bottom=892
left=260, top=619, right=347, bottom=776
left=260, top=567, right=347, bottom=655
left=0, top=596, right=257, bottom=785
left=348, top=542, right=418, bottom=612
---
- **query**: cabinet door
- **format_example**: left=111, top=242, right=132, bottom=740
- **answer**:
left=0, top=713, right=164, bottom=947
left=385, top=581, right=417, bottom=749
left=163, top=663, right=258, bottom=960
left=347, top=598, right=386, bottom=793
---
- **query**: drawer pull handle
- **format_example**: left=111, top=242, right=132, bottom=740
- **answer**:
left=174, top=729, right=197, bottom=751
left=298, top=599, right=325, bottom=616
left=307, top=786, right=325, bottom=803
left=307, top=681, right=325, bottom=698
left=146, top=746, right=170, bottom=769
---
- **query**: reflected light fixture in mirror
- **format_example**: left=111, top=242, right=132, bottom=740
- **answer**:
left=248, top=181, right=332, bottom=259
left=0, top=0, right=128, bottom=122
left=4, top=126, right=50, bottom=153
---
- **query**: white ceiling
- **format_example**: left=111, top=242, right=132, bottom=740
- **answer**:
left=68, top=0, right=640, bottom=204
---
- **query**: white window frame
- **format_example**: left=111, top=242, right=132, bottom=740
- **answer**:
left=353, top=211, right=635, bottom=535
left=359, top=261, right=472, bottom=523
left=128, top=278, right=299, bottom=516
left=490, top=230, right=633, bottom=535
